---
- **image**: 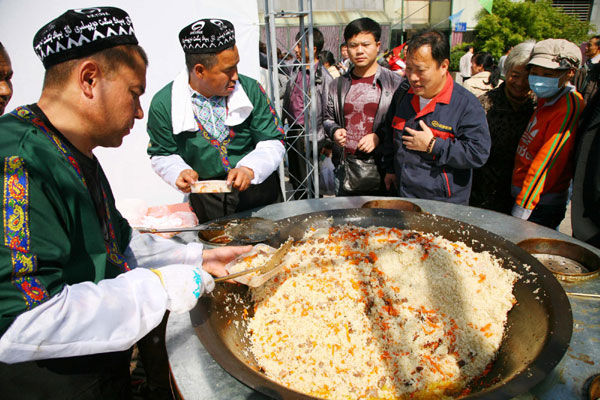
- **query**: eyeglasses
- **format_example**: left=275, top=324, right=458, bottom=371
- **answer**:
left=347, top=42, right=374, bottom=49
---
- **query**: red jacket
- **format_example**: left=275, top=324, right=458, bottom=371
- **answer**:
left=512, top=85, right=585, bottom=211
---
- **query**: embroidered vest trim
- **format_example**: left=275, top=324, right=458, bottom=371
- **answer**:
left=10, top=106, right=130, bottom=273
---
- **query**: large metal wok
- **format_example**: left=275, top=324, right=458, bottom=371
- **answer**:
left=190, top=208, right=572, bottom=399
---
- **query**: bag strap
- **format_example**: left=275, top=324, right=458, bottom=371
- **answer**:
left=395, top=79, right=411, bottom=107
left=337, top=77, right=345, bottom=129
left=336, top=77, right=348, bottom=163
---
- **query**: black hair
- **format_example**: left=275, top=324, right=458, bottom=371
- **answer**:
left=406, top=30, right=449, bottom=67
left=472, top=51, right=501, bottom=88
left=343, top=17, right=381, bottom=42
left=184, top=45, right=235, bottom=72
left=503, top=44, right=513, bottom=54
left=340, top=43, right=348, bottom=49
left=318, top=50, right=336, bottom=66
left=296, top=28, right=325, bottom=53
left=465, top=45, right=474, bottom=52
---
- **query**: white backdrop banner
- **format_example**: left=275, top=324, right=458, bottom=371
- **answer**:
left=0, top=0, right=260, bottom=206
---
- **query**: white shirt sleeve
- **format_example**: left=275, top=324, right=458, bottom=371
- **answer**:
left=150, top=154, right=193, bottom=191
left=0, top=232, right=206, bottom=364
left=0, top=268, right=168, bottom=364
left=124, top=230, right=204, bottom=270
left=236, top=140, right=285, bottom=184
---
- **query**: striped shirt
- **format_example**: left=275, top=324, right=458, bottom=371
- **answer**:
left=512, top=85, right=585, bottom=210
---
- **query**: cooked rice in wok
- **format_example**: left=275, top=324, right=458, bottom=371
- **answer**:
left=246, top=225, right=519, bottom=399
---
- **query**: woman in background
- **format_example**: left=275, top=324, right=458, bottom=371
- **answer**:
left=319, top=50, right=341, bottom=78
left=470, top=41, right=536, bottom=213
left=463, top=51, right=501, bottom=97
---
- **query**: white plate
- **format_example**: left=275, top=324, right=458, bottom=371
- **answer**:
left=191, top=180, right=232, bottom=193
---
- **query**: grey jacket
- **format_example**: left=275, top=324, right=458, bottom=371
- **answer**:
left=323, top=65, right=403, bottom=143
left=282, top=62, right=333, bottom=142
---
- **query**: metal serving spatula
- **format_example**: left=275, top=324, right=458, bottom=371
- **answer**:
left=133, top=223, right=223, bottom=233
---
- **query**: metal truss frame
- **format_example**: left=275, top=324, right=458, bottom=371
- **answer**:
left=264, top=0, right=319, bottom=200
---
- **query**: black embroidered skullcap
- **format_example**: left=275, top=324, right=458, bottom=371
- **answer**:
left=33, top=7, right=138, bottom=69
left=179, top=18, right=236, bottom=54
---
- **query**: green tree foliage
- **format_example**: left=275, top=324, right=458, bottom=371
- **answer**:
left=450, top=43, right=473, bottom=71
left=473, top=0, right=594, bottom=59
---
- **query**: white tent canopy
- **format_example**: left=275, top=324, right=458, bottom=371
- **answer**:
left=0, top=0, right=260, bottom=207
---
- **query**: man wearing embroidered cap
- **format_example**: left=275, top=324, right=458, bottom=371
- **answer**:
left=0, top=7, right=251, bottom=398
left=147, top=18, right=285, bottom=223
left=511, top=38, right=585, bottom=229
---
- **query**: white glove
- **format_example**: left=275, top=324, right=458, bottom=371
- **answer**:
left=151, top=265, right=215, bottom=314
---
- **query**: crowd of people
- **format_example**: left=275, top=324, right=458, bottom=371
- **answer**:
left=450, top=37, right=598, bottom=235
left=273, top=20, right=598, bottom=238
left=0, top=5, right=599, bottom=399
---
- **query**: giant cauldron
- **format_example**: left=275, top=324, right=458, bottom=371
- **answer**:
left=190, top=208, right=573, bottom=399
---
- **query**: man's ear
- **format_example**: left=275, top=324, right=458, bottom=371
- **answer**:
left=194, top=64, right=205, bottom=79
left=440, top=58, right=450, bottom=72
left=79, top=60, right=100, bottom=99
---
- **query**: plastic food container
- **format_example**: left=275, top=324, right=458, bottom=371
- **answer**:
left=191, top=180, right=232, bottom=193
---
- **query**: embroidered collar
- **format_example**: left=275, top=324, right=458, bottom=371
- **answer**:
left=188, top=88, right=230, bottom=143
left=170, top=68, right=253, bottom=135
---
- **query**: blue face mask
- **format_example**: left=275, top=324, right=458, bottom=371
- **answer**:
left=528, top=74, right=562, bottom=98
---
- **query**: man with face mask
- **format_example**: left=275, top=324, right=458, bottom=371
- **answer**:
left=511, top=39, right=584, bottom=229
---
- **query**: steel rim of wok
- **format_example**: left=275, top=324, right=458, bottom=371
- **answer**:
left=189, top=208, right=573, bottom=400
